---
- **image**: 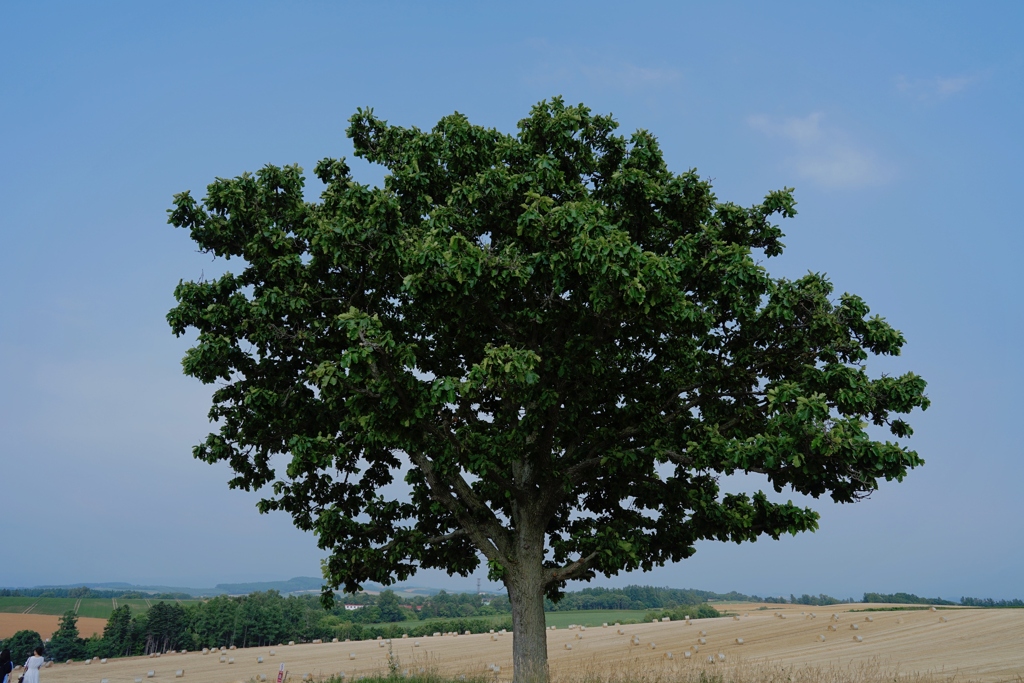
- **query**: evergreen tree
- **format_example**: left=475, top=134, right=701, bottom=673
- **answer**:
left=47, top=611, right=84, bottom=661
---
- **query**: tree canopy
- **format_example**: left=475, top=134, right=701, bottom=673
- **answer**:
left=168, top=97, right=928, bottom=682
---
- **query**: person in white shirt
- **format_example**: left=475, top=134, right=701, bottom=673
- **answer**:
left=21, top=647, right=44, bottom=683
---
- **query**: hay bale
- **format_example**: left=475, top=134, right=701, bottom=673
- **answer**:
left=269, top=650, right=275, bottom=656
left=661, top=617, right=670, bottom=622
left=698, top=638, right=706, bottom=645
left=349, top=654, right=356, bottom=660
left=379, top=642, right=386, bottom=648
left=433, top=632, right=441, bottom=637
left=819, top=635, right=826, bottom=642
left=617, top=629, right=624, bottom=635
left=733, top=616, right=740, bottom=621
left=414, top=641, right=420, bottom=647
left=602, top=623, right=608, bottom=628
left=828, top=625, right=837, bottom=632
left=175, top=670, right=184, bottom=678
left=853, top=635, right=863, bottom=642
left=333, top=638, right=338, bottom=643
left=665, top=652, right=673, bottom=660
left=228, top=658, right=234, bottom=664
left=718, top=653, right=726, bottom=662
left=85, top=660, right=92, bottom=666
left=575, top=633, right=582, bottom=640
left=700, top=630, right=706, bottom=636
left=650, top=643, right=656, bottom=650
left=850, top=624, right=859, bottom=630
left=289, top=641, right=295, bottom=646
left=147, top=672, right=155, bottom=679
left=735, top=638, right=744, bottom=645
left=402, top=634, right=409, bottom=639
left=564, top=643, right=572, bottom=650
left=258, top=657, right=263, bottom=664
left=202, top=649, right=209, bottom=655
left=101, top=659, right=108, bottom=664
left=683, top=651, right=691, bottom=659
left=219, top=656, right=226, bottom=663
left=929, top=607, right=937, bottom=612
left=940, top=616, right=948, bottom=623
left=865, top=616, right=873, bottom=622
left=464, top=630, right=471, bottom=635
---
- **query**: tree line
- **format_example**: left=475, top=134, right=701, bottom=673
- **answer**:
left=0, top=587, right=193, bottom=600
left=3, top=584, right=1020, bottom=666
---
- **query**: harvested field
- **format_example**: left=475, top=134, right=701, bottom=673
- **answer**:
left=30, top=604, right=1024, bottom=683
left=0, top=612, right=108, bottom=640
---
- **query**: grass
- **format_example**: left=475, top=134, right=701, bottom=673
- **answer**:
left=77, top=599, right=118, bottom=618
left=30, top=597, right=80, bottom=615
left=0, top=598, right=39, bottom=613
left=302, top=657, right=1011, bottom=683
left=543, top=610, right=650, bottom=628
left=0, top=596, right=204, bottom=620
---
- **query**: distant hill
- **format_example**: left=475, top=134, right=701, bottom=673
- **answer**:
left=213, top=577, right=325, bottom=595
left=14, top=578, right=493, bottom=598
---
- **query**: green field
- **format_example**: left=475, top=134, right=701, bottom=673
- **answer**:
left=543, top=610, right=649, bottom=628
left=0, top=598, right=39, bottom=613
left=76, top=599, right=117, bottom=618
left=0, top=597, right=202, bottom=620
left=29, top=598, right=79, bottom=615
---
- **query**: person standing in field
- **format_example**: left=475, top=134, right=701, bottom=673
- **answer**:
left=21, top=647, right=44, bottom=683
left=1, top=648, right=13, bottom=683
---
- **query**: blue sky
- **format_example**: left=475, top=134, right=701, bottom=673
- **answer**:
left=1, top=2, right=1021, bottom=599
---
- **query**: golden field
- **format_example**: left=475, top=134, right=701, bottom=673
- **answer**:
left=0, top=613, right=108, bottom=640
left=20, top=604, right=1024, bottom=683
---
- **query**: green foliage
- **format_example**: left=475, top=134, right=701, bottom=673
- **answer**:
left=167, top=98, right=929, bottom=679
left=960, top=597, right=1024, bottom=607
left=645, top=603, right=720, bottom=621
left=863, top=592, right=957, bottom=606
left=142, top=601, right=188, bottom=654
left=46, top=610, right=85, bottom=661
left=789, top=593, right=844, bottom=606
left=99, top=605, right=138, bottom=657
left=3, top=630, right=43, bottom=664
left=376, top=590, right=405, bottom=623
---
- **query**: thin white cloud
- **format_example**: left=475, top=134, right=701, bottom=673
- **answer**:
left=524, top=39, right=681, bottom=92
left=895, top=72, right=985, bottom=101
left=748, top=112, right=895, bottom=189
left=578, top=63, right=681, bottom=90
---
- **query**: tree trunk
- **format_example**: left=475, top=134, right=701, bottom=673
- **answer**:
left=506, top=528, right=549, bottom=683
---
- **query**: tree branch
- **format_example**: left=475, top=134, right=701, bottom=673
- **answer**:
left=547, top=551, right=600, bottom=585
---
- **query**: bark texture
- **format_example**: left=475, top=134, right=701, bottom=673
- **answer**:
left=507, top=527, right=549, bottom=683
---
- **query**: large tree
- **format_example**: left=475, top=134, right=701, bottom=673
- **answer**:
left=167, top=98, right=928, bottom=683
